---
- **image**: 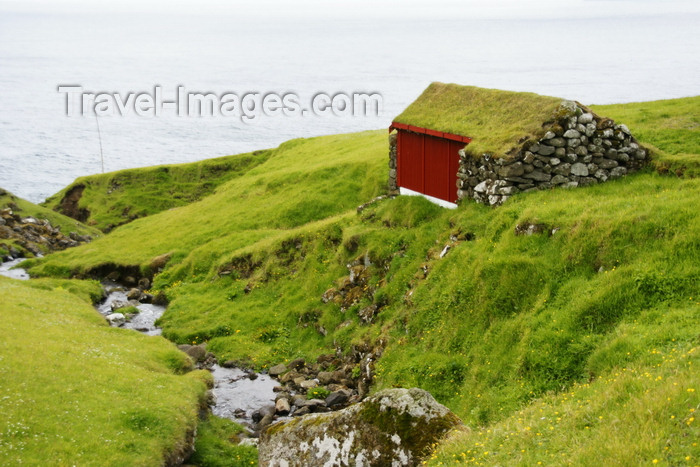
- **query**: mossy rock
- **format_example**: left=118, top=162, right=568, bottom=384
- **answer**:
left=258, top=388, right=463, bottom=466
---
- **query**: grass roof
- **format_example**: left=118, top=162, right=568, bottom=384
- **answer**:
left=393, top=82, right=565, bottom=157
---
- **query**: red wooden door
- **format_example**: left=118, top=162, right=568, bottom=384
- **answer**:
left=397, top=130, right=461, bottom=203
left=397, top=130, right=424, bottom=193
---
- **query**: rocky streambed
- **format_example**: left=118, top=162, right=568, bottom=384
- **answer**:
left=96, top=283, right=283, bottom=432
left=3, top=259, right=463, bottom=464
left=0, top=258, right=374, bottom=436
left=95, top=280, right=384, bottom=435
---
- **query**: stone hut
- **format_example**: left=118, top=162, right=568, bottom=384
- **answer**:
left=389, top=83, right=648, bottom=206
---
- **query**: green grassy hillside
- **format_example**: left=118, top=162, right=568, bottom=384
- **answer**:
left=23, top=96, right=700, bottom=465
left=25, top=130, right=386, bottom=279
left=42, top=150, right=272, bottom=232
left=592, top=96, right=700, bottom=178
left=0, top=276, right=209, bottom=465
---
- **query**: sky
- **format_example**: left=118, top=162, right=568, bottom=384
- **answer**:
left=2, top=0, right=700, bottom=19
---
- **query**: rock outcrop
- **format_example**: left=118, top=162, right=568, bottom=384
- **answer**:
left=258, top=387, right=463, bottom=466
left=0, top=203, right=92, bottom=258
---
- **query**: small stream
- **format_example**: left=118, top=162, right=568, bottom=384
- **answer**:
left=95, top=283, right=278, bottom=429
left=95, top=282, right=166, bottom=336
left=0, top=258, right=30, bottom=280
left=1, top=259, right=278, bottom=430
left=210, top=365, right=278, bottom=424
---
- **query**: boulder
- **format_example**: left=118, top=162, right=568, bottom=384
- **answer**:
left=325, top=389, right=351, bottom=407
left=299, top=398, right=326, bottom=409
left=110, top=300, right=129, bottom=311
left=126, top=288, right=142, bottom=300
left=358, top=304, right=378, bottom=323
left=269, top=363, right=287, bottom=377
left=253, top=405, right=276, bottom=423
left=275, top=398, right=291, bottom=415
left=281, top=371, right=302, bottom=384
left=185, top=344, right=207, bottom=362
left=300, top=379, right=318, bottom=390
left=317, top=371, right=335, bottom=385
left=105, top=313, right=125, bottom=326
left=259, top=388, right=463, bottom=467
left=288, top=358, right=306, bottom=370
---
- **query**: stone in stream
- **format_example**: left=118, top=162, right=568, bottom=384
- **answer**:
left=185, top=344, right=207, bottom=362
left=275, top=398, right=291, bottom=415
left=299, top=398, right=326, bottom=408
left=105, top=313, right=125, bottom=326
left=325, top=389, right=351, bottom=407
left=110, top=300, right=129, bottom=311
left=139, top=293, right=154, bottom=304
left=291, top=394, right=307, bottom=408
left=252, top=405, right=276, bottom=423
left=259, top=388, right=463, bottom=466
left=126, top=288, right=142, bottom=300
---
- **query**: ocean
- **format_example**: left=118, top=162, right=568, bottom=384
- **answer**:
left=0, top=10, right=698, bottom=203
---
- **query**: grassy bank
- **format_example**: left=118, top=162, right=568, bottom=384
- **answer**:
left=0, top=276, right=210, bottom=465
left=42, top=150, right=272, bottom=232
left=592, top=96, right=700, bottom=178
left=22, top=96, right=700, bottom=464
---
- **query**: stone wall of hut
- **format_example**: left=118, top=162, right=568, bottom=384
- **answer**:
left=388, top=101, right=649, bottom=206
left=456, top=101, right=649, bottom=205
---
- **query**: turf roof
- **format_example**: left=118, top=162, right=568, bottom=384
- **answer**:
left=393, top=82, right=565, bottom=157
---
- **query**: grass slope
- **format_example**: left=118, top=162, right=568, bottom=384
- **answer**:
left=25, top=130, right=386, bottom=279
left=592, top=96, right=700, bottom=178
left=42, top=150, right=272, bottom=232
left=23, top=96, right=700, bottom=464
left=0, top=276, right=209, bottom=466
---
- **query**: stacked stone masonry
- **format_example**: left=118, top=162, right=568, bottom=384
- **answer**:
left=388, top=101, right=648, bottom=206
left=388, top=132, right=398, bottom=192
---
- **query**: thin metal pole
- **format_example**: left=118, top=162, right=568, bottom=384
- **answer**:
left=95, top=114, right=104, bottom=173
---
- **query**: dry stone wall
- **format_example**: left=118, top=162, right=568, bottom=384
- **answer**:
left=456, top=101, right=649, bottom=205
left=388, top=132, right=398, bottom=191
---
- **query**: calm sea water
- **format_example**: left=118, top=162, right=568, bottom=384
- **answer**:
left=0, top=12, right=698, bottom=203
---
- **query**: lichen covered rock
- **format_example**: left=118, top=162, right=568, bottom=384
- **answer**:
left=258, top=387, right=462, bottom=466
